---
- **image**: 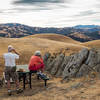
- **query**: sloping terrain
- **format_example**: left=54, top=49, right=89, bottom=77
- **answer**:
left=82, top=40, right=100, bottom=49
left=0, top=34, right=86, bottom=74
left=1, top=34, right=100, bottom=100
left=25, top=34, right=80, bottom=44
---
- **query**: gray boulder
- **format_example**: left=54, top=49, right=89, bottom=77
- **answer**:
left=94, top=64, right=100, bottom=72
left=85, top=49, right=98, bottom=68
left=56, top=56, right=70, bottom=77
left=43, top=48, right=100, bottom=80
left=76, top=64, right=91, bottom=77
left=50, top=54, right=65, bottom=75
left=63, top=48, right=89, bottom=79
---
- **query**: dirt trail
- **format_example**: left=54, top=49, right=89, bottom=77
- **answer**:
left=1, top=74, right=100, bottom=100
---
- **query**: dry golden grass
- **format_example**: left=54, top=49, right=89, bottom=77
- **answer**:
left=82, top=40, right=100, bottom=49
left=0, top=34, right=87, bottom=73
left=24, top=33, right=81, bottom=44
left=1, top=75, right=100, bottom=100
left=1, top=34, right=100, bottom=100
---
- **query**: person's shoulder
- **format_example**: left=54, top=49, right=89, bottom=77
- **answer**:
left=34, top=56, right=40, bottom=58
left=12, top=53, right=19, bottom=59
left=32, top=55, right=39, bottom=59
left=3, top=53, right=8, bottom=56
left=13, top=53, right=19, bottom=56
left=37, top=56, right=42, bottom=59
left=3, top=53, right=9, bottom=58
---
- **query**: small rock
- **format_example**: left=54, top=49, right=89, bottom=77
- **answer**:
left=80, top=91, right=84, bottom=93
left=71, top=82, right=84, bottom=89
left=81, top=96, right=87, bottom=99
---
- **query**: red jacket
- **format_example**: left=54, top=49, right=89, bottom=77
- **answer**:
left=29, top=56, right=44, bottom=71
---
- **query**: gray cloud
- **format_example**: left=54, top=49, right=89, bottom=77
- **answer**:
left=95, top=4, right=100, bottom=9
left=13, top=7, right=52, bottom=12
left=74, top=10, right=100, bottom=17
left=0, top=7, right=51, bottom=14
left=80, top=10, right=99, bottom=16
left=13, top=0, right=65, bottom=5
left=0, top=11, right=4, bottom=14
left=11, top=0, right=70, bottom=13
left=0, top=0, right=70, bottom=15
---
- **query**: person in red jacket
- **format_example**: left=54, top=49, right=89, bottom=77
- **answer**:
left=29, top=51, right=44, bottom=72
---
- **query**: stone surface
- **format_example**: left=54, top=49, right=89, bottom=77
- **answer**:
left=85, top=49, right=98, bottom=68
left=43, top=48, right=100, bottom=80
left=94, top=64, right=100, bottom=72
left=76, top=64, right=91, bottom=77
left=56, top=56, right=70, bottom=77
left=62, top=48, right=89, bottom=79
left=50, top=54, right=65, bottom=75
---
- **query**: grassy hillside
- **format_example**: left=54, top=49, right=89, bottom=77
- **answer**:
left=83, top=40, right=100, bottom=49
left=0, top=34, right=86, bottom=74
left=2, top=33, right=100, bottom=74
left=1, top=34, right=100, bottom=100
left=25, top=34, right=80, bottom=44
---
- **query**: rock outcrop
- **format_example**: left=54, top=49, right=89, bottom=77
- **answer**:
left=43, top=48, right=100, bottom=80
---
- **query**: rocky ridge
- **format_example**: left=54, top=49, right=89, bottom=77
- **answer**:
left=43, top=48, right=100, bottom=80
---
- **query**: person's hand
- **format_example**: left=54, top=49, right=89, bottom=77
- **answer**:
left=12, top=48, right=20, bottom=55
left=11, top=48, right=15, bottom=52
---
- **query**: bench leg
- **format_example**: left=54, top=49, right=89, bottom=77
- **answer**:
left=29, top=73, right=32, bottom=89
left=37, top=75, right=40, bottom=80
left=44, top=80, right=47, bottom=87
left=23, top=74, right=26, bottom=89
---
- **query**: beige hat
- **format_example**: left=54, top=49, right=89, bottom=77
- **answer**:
left=8, top=45, right=13, bottom=52
left=34, top=51, right=41, bottom=56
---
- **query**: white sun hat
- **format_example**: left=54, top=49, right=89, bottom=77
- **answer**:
left=34, top=51, right=41, bottom=56
left=8, top=45, right=13, bottom=52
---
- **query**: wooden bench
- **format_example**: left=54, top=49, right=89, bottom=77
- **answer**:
left=29, top=71, right=49, bottom=89
left=17, top=65, right=49, bottom=89
left=37, top=73, right=49, bottom=87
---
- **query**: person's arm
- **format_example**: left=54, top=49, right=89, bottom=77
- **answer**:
left=12, top=49, right=20, bottom=55
left=39, top=58, right=45, bottom=72
left=38, top=58, right=44, bottom=64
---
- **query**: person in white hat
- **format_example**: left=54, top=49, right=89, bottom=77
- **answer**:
left=3, top=45, right=22, bottom=95
left=29, top=50, right=45, bottom=72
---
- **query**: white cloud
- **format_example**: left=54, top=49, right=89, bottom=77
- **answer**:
left=0, top=0, right=100, bottom=27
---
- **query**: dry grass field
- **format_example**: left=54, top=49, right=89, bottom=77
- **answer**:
left=1, top=34, right=100, bottom=100
left=1, top=75, right=100, bottom=100
left=0, top=34, right=86, bottom=73
left=83, top=40, right=100, bottom=49
left=25, top=34, right=80, bottom=44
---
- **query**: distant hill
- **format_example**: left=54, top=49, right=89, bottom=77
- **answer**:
left=68, top=32, right=92, bottom=42
left=0, top=23, right=36, bottom=37
left=0, top=23, right=100, bottom=42
left=0, top=23, right=75, bottom=38
left=74, top=25, right=100, bottom=29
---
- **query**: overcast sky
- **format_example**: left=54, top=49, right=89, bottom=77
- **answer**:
left=0, top=0, right=100, bottom=27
